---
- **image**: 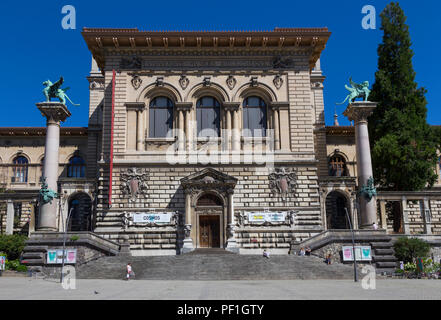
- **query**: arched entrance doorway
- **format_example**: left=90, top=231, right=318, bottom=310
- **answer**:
left=68, top=193, right=93, bottom=231
left=196, top=193, right=224, bottom=248
left=326, top=191, right=351, bottom=229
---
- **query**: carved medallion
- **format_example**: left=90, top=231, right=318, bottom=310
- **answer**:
left=226, top=75, right=236, bottom=90
left=131, top=75, right=142, bottom=90
left=179, top=75, right=189, bottom=89
left=269, top=167, right=297, bottom=200
left=273, top=75, right=283, bottom=89
left=120, top=168, right=149, bottom=201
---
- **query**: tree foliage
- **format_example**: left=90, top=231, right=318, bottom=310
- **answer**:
left=368, top=2, right=438, bottom=191
left=393, top=237, right=431, bottom=263
left=0, top=234, right=28, bottom=260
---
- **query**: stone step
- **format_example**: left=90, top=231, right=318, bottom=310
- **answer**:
left=22, top=252, right=44, bottom=260
left=370, top=242, right=393, bottom=249
left=374, top=248, right=394, bottom=255
left=22, top=245, right=48, bottom=252
left=375, top=261, right=398, bottom=269
left=372, top=255, right=397, bottom=263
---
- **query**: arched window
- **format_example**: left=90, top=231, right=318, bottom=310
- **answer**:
left=329, top=155, right=348, bottom=177
left=242, top=96, right=267, bottom=137
left=12, top=156, right=28, bottom=183
left=149, top=96, right=174, bottom=138
left=67, top=155, right=85, bottom=178
left=196, top=96, right=220, bottom=137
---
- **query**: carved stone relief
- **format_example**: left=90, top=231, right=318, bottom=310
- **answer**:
left=120, top=168, right=149, bottom=201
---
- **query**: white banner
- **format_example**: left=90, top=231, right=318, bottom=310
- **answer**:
left=342, top=246, right=372, bottom=261
left=132, top=212, right=173, bottom=224
left=248, top=212, right=287, bottom=223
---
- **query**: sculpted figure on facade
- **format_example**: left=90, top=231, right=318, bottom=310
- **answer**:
left=179, top=75, right=189, bottom=90
left=120, top=168, right=149, bottom=201
left=269, top=167, right=297, bottom=200
left=131, top=75, right=142, bottom=90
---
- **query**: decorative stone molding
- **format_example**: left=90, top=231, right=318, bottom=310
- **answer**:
left=131, top=75, right=142, bottom=90
left=121, top=55, right=142, bottom=69
left=250, top=76, right=258, bottom=87
left=269, top=167, right=297, bottom=200
left=120, top=168, right=149, bottom=201
left=226, top=75, right=237, bottom=90
left=343, top=101, right=377, bottom=123
left=125, top=102, right=146, bottom=111
left=179, top=75, right=189, bottom=90
left=273, top=55, right=295, bottom=69
left=36, top=102, right=71, bottom=123
left=181, top=168, right=237, bottom=199
left=156, top=77, right=164, bottom=87
left=273, top=75, right=283, bottom=89
left=203, top=77, right=211, bottom=87
left=88, top=79, right=105, bottom=90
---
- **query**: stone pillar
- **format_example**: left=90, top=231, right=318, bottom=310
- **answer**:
left=423, top=198, right=432, bottom=235
left=226, top=189, right=239, bottom=252
left=36, top=102, right=71, bottom=231
left=178, top=109, right=185, bottom=151
left=343, top=102, right=377, bottom=229
left=185, top=109, right=191, bottom=151
left=226, top=108, right=232, bottom=150
left=5, top=200, right=14, bottom=235
left=182, top=190, right=194, bottom=253
left=136, top=109, right=144, bottom=151
left=401, top=196, right=410, bottom=234
left=379, top=200, right=387, bottom=230
left=232, top=109, right=240, bottom=151
left=273, top=108, right=280, bottom=150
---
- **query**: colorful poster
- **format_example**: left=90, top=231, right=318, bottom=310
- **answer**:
left=47, top=249, right=77, bottom=264
left=342, top=246, right=372, bottom=261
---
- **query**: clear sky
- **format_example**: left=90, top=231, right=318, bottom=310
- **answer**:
left=0, top=0, right=439, bottom=127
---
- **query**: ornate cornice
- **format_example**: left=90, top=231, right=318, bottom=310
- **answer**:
left=82, top=27, right=331, bottom=71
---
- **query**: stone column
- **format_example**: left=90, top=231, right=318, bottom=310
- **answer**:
left=36, top=102, right=71, bottom=231
left=401, top=196, right=410, bottom=234
left=423, top=198, right=432, bottom=235
left=232, top=109, right=240, bottom=151
left=272, top=108, right=280, bottom=150
left=185, top=109, right=191, bottom=151
left=226, top=108, right=232, bottom=151
left=226, top=189, right=239, bottom=253
left=379, top=200, right=387, bottom=230
left=136, top=109, right=144, bottom=151
left=343, top=102, right=377, bottom=229
left=5, top=200, right=14, bottom=235
left=182, top=190, right=194, bottom=253
left=178, top=109, right=185, bottom=151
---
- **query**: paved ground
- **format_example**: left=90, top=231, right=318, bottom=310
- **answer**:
left=0, top=277, right=440, bottom=300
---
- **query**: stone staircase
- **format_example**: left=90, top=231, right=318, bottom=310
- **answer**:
left=76, top=250, right=362, bottom=280
left=371, top=240, right=398, bottom=274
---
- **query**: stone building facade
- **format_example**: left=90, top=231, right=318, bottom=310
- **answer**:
left=1, top=28, right=441, bottom=256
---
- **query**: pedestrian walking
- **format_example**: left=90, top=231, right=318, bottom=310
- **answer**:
left=126, top=263, right=135, bottom=280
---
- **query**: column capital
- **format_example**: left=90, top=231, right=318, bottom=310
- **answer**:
left=343, top=101, right=377, bottom=123
left=36, top=102, right=71, bottom=123
left=175, top=102, right=193, bottom=111
left=222, top=102, right=240, bottom=111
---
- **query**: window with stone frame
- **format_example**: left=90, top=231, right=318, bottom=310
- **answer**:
left=12, top=156, right=28, bottom=183
left=242, top=96, right=267, bottom=137
left=328, top=154, right=348, bottom=177
left=196, top=96, right=220, bottom=137
left=67, top=155, right=86, bottom=178
left=149, top=96, right=174, bottom=138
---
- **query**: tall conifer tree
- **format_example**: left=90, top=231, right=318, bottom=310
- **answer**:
left=368, top=2, right=438, bottom=191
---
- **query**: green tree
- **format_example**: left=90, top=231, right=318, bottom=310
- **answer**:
left=368, top=2, right=438, bottom=191
left=393, top=237, right=431, bottom=263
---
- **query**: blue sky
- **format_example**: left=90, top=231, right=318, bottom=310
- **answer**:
left=0, top=0, right=439, bottom=127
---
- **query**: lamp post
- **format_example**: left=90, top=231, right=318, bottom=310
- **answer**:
left=345, top=207, right=358, bottom=282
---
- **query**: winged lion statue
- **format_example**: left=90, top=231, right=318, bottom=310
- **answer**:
left=42, top=76, right=79, bottom=106
left=336, top=77, right=371, bottom=105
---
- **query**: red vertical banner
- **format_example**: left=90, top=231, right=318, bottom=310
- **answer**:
left=108, top=70, right=116, bottom=207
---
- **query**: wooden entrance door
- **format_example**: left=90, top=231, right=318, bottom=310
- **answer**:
left=199, top=215, right=220, bottom=248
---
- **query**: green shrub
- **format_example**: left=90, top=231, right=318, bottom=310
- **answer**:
left=5, top=259, right=27, bottom=272
left=393, top=237, right=431, bottom=264
left=0, top=234, right=28, bottom=260
left=70, top=235, right=80, bottom=241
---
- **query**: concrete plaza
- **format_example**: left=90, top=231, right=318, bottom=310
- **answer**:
left=0, top=278, right=440, bottom=300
